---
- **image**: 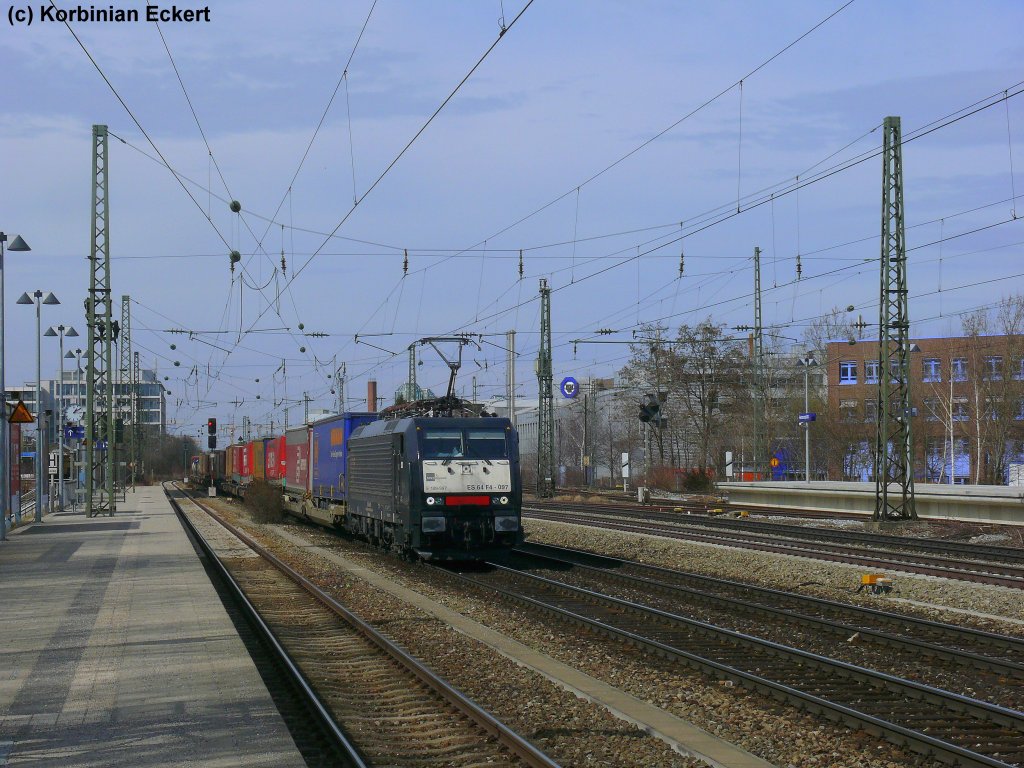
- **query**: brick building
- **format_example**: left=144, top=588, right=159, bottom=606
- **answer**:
left=826, top=335, right=1024, bottom=484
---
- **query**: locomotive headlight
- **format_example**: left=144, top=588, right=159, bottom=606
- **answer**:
left=491, top=495, right=510, bottom=506
left=426, top=496, right=435, bottom=506
left=421, top=516, right=446, bottom=533
left=493, top=515, right=518, bottom=532
left=499, top=495, right=509, bottom=506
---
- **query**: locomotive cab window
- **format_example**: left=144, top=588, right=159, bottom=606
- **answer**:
left=464, top=430, right=508, bottom=459
left=421, top=428, right=509, bottom=460
left=422, top=429, right=464, bottom=459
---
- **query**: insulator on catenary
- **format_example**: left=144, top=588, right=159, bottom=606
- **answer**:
left=796, top=253, right=802, bottom=280
left=403, top=248, right=408, bottom=276
left=518, top=249, right=523, bottom=279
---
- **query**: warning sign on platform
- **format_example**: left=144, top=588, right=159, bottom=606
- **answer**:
left=8, top=400, right=34, bottom=424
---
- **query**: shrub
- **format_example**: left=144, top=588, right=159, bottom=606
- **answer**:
left=681, top=468, right=716, bottom=494
left=244, top=480, right=284, bottom=524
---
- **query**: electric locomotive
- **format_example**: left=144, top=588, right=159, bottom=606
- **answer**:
left=345, top=416, right=523, bottom=559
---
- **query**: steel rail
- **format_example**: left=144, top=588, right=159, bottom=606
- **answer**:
left=511, top=544, right=1024, bottom=678
left=165, top=485, right=369, bottom=768
left=524, top=509, right=1024, bottom=589
left=530, top=499, right=1024, bottom=563
left=522, top=541, right=1024, bottom=660
left=446, top=562, right=1024, bottom=768
left=174, top=484, right=560, bottom=768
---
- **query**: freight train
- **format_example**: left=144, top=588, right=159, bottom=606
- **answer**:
left=190, top=410, right=523, bottom=560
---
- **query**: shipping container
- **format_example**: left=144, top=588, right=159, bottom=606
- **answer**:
left=229, top=443, right=251, bottom=484
left=284, top=427, right=310, bottom=495
left=225, top=443, right=237, bottom=481
left=310, top=412, right=378, bottom=502
left=250, top=440, right=265, bottom=481
left=265, top=435, right=286, bottom=484
left=232, top=442, right=254, bottom=483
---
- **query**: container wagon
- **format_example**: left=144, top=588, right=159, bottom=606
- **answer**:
left=282, top=425, right=312, bottom=515
left=281, top=413, right=377, bottom=527
left=265, top=435, right=286, bottom=486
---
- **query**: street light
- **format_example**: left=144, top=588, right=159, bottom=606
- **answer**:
left=69, top=348, right=84, bottom=499
left=796, top=355, right=818, bottom=483
left=18, top=290, right=59, bottom=522
left=0, top=233, right=30, bottom=541
left=45, top=324, right=78, bottom=510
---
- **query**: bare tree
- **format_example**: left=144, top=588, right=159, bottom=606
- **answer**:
left=960, top=297, right=1024, bottom=483
left=668, top=320, right=748, bottom=473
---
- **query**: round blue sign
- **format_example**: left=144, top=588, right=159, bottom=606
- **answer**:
left=560, top=376, right=579, bottom=399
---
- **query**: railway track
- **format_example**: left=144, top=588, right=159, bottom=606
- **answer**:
left=444, top=557, right=1024, bottom=768
left=524, top=505, right=1024, bottom=588
left=167, top=485, right=559, bottom=768
left=511, top=542, right=1024, bottom=708
left=530, top=500, right=1024, bottom=563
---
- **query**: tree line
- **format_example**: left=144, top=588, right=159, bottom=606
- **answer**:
left=543, top=295, right=1024, bottom=489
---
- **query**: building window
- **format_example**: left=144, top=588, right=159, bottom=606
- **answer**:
left=922, top=358, right=941, bottom=383
left=864, top=400, right=877, bottom=423
left=923, top=398, right=940, bottom=422
left=951, top=357, right=967, bottom=382
left=889, top=359, right=901, bottom=383
left=984, top=356, right=1003, bottom=381
left=840, top=399, right=858, bottom=422
left=952, top=397, right=969, bottom=422
left=864, top=360, right=879, bottom=384
left=1014, top=358, right=1024, bottom=381
left=1017, top=399, right=1024, bottom=421
left=839, top=361, right=857, bottom=385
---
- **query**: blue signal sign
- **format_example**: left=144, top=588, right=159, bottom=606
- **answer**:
left=559, top=376, right=579, bottom=399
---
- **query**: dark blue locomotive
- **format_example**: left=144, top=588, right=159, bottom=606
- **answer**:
left=344, top=416, right=523, bottom=560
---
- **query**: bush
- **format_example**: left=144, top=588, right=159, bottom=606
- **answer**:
left=681, top=468, right=716, bottom=494
left=244, top=480, right=284, bottom=524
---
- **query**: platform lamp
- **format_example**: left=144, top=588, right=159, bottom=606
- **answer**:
left=0, top=233, right=30, bottom=541
left=45, top=324, right=78, bottom=510
left=18, top=290, right=59, bottom=522
left=68, top=348, right=84, bottom=498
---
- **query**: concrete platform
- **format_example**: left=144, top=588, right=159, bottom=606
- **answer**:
left=0, top=486, right=305, bottom=768
left=720, top=480, right=1024, bottom=525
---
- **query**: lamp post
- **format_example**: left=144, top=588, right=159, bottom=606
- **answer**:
left=797, top=355, right=818, bottom=483
left=45, top=325, right=78, bottom=509
left=0, top=233, right=31, bottom=541
left=18, top=290, right=59, bottom=522
left=71, top=349, right=84, bottom=499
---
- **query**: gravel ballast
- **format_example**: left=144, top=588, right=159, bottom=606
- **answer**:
left=198, top=494, right=963, bottom=768
left=197, top=497, right=704, bottom=767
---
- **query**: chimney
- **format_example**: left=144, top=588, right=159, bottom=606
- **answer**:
left=367, top=380, right=377, bottom=413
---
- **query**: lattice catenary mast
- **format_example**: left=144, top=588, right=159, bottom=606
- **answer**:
left=874, top=116, right=917, bottom=521
left=536, top=278, right=554, bottom=497
left=120, top=295, right=136, bottom=490
left=752, top=245, right=767, bottom=480
left=86, top=124, right=116, bottom=516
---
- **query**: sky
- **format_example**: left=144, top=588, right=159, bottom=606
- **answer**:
left=2, top=0, right=1023, bottom=439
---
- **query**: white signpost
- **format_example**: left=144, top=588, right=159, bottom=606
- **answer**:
left=621, top=452, right=630, bottom=493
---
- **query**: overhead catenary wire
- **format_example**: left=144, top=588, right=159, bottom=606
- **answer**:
left=248, top=0, right=538, bottom=337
